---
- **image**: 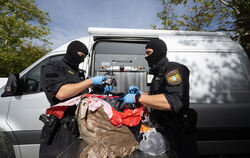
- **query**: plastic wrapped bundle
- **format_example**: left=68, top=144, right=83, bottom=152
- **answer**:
left=139, top=128, right=170, bottom=156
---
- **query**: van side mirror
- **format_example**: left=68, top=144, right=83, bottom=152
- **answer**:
left=1, top=74, right=22, bottom=97
left=25, top=78, right=39, bottom=92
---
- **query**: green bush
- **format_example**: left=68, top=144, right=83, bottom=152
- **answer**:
left=0, top=44, right=50, bottom=77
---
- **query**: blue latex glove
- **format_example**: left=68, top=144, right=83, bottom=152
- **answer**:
left=90, top=76, right=106, bottom=85
left=104, top=85, right=114, bottom=93
left=123, top=93, right=136, bottom=103
left=128, top=86, right=142, bottom=94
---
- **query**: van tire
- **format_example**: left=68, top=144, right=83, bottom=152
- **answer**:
left=0, top=132, right=15, bottom=158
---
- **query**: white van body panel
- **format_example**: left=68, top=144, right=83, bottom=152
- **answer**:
left=7, top=92, right=49, bottom=130
left=19, top=144, right=40, bottom=158
left=0, top=78, right=8, bottom=88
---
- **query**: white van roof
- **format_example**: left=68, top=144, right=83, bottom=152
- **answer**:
left=52, top=27, right=243, bottom=54
left=88, top=27, right=241, bottom=52
left=88, top=27, right=226, bottom=37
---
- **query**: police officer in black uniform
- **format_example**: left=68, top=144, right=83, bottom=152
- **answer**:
left=40, top=40, right=112, bottom=158
left=123, top=39, right=199, bottom=158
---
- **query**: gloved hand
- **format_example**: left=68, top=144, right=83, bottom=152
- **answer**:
left=90, top=76, right=106, bottom=85
left=104, top=85, right=114, bottom=93
left=128, top=86, right=142, bottom=94
left=123, top=93, right=136, bottom=104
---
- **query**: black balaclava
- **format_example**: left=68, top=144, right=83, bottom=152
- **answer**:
left=63, top=40, right=88, bottom=70
left=145, top=39, right=167, bottom=67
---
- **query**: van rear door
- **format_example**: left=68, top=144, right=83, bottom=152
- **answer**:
left=90, top=39, right=152, bottom=93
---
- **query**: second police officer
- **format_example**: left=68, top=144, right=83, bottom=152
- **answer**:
left=123, top=39, right=199, bottom=158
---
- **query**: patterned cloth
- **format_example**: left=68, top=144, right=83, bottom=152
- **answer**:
left=85, top=94, right=143, bottom=127
left=46, top=94, right=143, bottom=127
left=46, top=95, right=81, bottom=119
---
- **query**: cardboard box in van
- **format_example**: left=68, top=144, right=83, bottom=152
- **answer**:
left=0, top=27, right=250, bottom=158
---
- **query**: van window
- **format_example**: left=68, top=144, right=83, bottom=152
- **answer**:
left=49, top=55, right=64, bottom=62
left=168, top=52, right=250, bottom=103
left=23, top=55, right=64, bottom=93
left=94, top=41, right=148, bottom=72
left=95, top=41, right=146, bottom=55
left=23, top=59, right=47, bottom=93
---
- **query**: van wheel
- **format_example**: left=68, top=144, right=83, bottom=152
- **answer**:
left=0, top=132, right=15, bottom=158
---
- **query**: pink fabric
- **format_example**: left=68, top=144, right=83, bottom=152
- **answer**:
left=46, top=93, right=143, bottom=126
left=54, top=95, right=82, bottom=107
left=87, top=97, right=113, bottom=119
left=85, top=94, right=143, bottom=127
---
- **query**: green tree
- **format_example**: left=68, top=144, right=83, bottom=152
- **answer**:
left=0, top=43, right=48, bottom=77
left=0, top=0, right=51, bottom=76
left=153, top=0, right=250, bottom=58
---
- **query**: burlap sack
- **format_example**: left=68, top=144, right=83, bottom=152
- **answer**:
left=76, top=97, right=138, bottom=158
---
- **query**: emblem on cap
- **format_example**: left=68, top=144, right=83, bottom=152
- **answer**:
left=166, top=69, right=181, bottom=85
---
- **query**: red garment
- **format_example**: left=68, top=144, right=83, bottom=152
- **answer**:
left=46, top=95, right=82, bottom=119
left=46, top=94, right=143, bottom=126
left=110, top=106, right=143, bottom=127
left=45, top=94, right=114, bottom=119
left=46, top=106, right=68, bottom=119
left=86, top=94, right=143, bottom=126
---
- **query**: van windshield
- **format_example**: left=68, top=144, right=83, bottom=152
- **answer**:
left=168, top=52, right=250, bottom=103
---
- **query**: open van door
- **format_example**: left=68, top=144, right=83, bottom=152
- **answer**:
left=91, top=39, right=151, bottom=93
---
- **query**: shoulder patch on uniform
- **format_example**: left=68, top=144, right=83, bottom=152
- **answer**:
left=45, top=73, right=59, bottom=78
left=166, top=69, right=182, bottom=85
left=68, top=70, right=74, bottom=75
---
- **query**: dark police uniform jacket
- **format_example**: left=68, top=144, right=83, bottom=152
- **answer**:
left=149, top=57, right=199, bottom=158
left=41, top=60, right=83, bottom=105
left=39, top=60, right=83, bottom=158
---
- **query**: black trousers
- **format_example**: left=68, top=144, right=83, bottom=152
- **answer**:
left=179, top=131, right=200, bottom=158
left=39, top=124, right=78, bottom=158
left=167, top=130, right=199, bottom=158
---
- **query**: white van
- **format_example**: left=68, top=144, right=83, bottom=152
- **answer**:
left=0, top=27, right=250, bottom=158
left=0, top=78, right=8, bottom=88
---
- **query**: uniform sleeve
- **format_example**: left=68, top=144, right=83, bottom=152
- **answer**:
left=40, top=63, right=67, bottom=101
left=163, top=65, right=190, bottom=112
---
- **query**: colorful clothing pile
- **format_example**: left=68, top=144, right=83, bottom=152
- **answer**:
left=46, top=94, right=143, bottom=127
